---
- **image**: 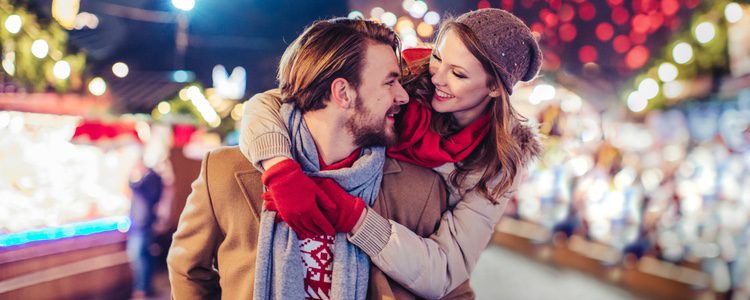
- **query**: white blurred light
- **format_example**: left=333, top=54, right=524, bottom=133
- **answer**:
left=402, top=0, right=416, bottom=12
left=663, top=144, right=685, bottom=162
left=673, top=42, right=693, bottom=64
left=31, top=39, right=49, bottom=59
left=560, top=95, right=583, bottom=113
left=348, top=10, right=364, bottom=19
left=627, top=91, right=648, bottom=112
left=380, top=12, right=397, bottom=27
left=112, top=62, right=129, bottom=78
left=663, top=81, right=685, bottom=99
left=638, top=78, right=660, bottom=99
left=74, top=12, right=98, bottom=30
left=529, top=84, right=556, bottom=104
left=5, top=14, right=22, bottom=34
left=614, top=168, right=637, bottom=190
left=424, top=11, right=440, bottom=25
left=409, top=0, right=428, bottom=19
left=658, top=62, right=678, bottom=82
left=371, top=7, right=385, bottom=19
left=401, top=34, right=419, bottom=49
left=2, top=52, right=14, bottom=76
left=725, top=3, right=743, bottom=24
left=88, top=77, right=106, bottom=96
left=53, top=60, right=71, bottom=80
left=157, top=102, right=171, bottom=114
left=694, top=22, right=716, bottom=44
left=171, top=0, right=195, bottom=11
left=641, top=168, right=664, bottom=191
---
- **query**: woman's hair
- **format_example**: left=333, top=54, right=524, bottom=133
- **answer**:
left=401, top=20, right=527, bottom=203
left=278, top=18, right=400, bottom=113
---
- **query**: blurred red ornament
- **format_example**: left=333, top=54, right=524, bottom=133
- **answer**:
left=636, top=0, right=657, bottom=13
left=522, top=1, right=534, bottom=8
left=548, top=0, right=562, bottom=10
left=613, top=35, right=631, bottom=53
left=607, top=0, right=623, bottom=6
left=579, top=45, right=598, bottom=63
left=543, top=10, right=559, bottom=27
left=559, top=4, right=576, bottom=22
left=629, top=31, right=647, bottom=44
left=648, top=12, right=664, bottom=33
left=612, top=6, right=630, bottom=25
left=625, top=45, right=649, bottom=69
left=531, top=22, right=545, bottom=33
left=559, top=23, right=577, bottom=42
left=579, top=2, right=596, bottom=21
left=543, top=52, right=561, bottom=71
left=661, top=0, right=680, bottom=16
left=632, top=14, right=651, bottom=33
left=478, top=0, right=491, bottom=9
left=596, top=22, right=614, bottom=41
left=686, top=0, right=700, bottom=9
left=502, top=0, right=514, bottom=11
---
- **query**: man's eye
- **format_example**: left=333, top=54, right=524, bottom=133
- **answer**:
left=431, top=54, right=442, bottom=61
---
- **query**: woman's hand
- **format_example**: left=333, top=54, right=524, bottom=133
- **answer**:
left=261, top=159, right=336, bottom=238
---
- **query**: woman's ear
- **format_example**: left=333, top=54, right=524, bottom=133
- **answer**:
left=330, top=78, right=355, bottom=108
left=489, top=88, right=502, bottom=98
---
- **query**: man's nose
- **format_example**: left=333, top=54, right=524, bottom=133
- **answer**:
left=394, top=82, right=409, bottom=105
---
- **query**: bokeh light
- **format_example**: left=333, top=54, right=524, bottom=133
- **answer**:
left=658, top=62, right=679, bottom=82
left=112, top=62, right=129, bottom=78
left=673, top=42, right=694, bottom=64
left=31, top=39, right=49, bottom=59
left=4, top=14, right=22, bottom=34
left=53, top=60, right=71, bottom=80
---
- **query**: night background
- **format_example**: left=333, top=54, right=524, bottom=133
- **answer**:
left=2, top=1, right=750, bottom=299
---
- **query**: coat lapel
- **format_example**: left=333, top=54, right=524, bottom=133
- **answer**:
left=234, top=170, right=264, bottom=219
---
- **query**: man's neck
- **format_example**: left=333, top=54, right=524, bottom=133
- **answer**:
left=303, top=111, right=358, bottom=166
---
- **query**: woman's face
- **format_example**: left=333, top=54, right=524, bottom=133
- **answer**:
left=429, top=28, right=496, bottom=127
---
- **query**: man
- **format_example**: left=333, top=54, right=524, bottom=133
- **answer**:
left=166, top=18, right=472, bottom=299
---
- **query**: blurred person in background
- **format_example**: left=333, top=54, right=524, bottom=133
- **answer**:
left=128, top=124, right=173, bottom=299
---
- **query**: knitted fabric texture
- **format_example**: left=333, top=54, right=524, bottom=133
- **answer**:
left=455, top=8, right=542, bottom=95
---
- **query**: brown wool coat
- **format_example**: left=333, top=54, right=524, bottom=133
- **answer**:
left=167, top=146, right=474, bottom=300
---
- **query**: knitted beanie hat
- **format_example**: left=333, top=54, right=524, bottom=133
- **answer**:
left=455, top=8, right=542, bottom=95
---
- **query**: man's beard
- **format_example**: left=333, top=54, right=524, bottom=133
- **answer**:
left=345, top=97, right=397, bottom=148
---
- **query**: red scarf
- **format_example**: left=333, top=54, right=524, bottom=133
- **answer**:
left=386, top=48, right=492, bottom=168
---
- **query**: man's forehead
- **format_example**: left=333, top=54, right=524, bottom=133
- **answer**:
left=362, top=43, right=401, bottom=77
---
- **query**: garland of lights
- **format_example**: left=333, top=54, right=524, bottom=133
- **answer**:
left=0, top=0, right=86, bottom=92
left=624, top=0, right=750, bottom=113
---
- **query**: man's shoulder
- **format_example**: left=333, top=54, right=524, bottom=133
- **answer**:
left=204, top=146, right=258, bottom=175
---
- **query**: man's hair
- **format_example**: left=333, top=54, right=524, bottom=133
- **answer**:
left=277, top=17, right=400, bottom=112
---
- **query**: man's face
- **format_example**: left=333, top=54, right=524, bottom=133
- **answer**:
left=346, top=42, right=409, bottom=148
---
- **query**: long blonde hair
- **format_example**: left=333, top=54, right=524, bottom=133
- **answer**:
left=402, top=20, right=528, bottom=202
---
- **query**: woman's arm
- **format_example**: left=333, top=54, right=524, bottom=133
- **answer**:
left=348, top=172, right=517, bottom=299
left=239, top=88, right=292, bottom=171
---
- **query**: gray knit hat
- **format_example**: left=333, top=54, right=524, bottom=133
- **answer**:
left=455, top=8, right=542, bottom=95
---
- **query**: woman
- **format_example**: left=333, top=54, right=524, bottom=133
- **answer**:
left=241, top=8, right=542, bottom=298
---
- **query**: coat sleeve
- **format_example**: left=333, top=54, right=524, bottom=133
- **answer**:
left=238, top=88, right=292, bottom=171
left=351, top=184, right=510, bottom=299
left=166, top=152, right=223, bottom=300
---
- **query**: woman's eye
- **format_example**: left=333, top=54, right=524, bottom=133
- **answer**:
left=452, top=71, right=467, bottom=79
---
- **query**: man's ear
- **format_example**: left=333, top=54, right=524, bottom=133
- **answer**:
left=330, top=78, right=355, bottom=108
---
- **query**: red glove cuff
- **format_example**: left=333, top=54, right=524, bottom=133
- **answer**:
left=261, top=158, right=301, bottom=187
